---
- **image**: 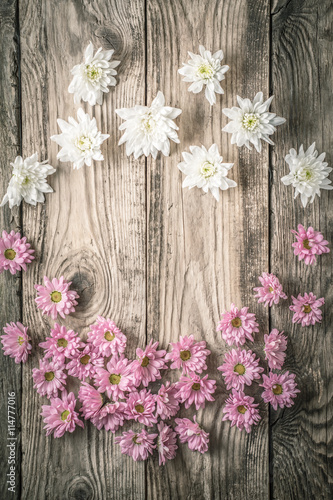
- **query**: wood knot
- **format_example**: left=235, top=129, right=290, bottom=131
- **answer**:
left=67, top=476, right=94, bottom=500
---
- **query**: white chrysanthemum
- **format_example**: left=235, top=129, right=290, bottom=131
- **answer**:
left=50, top=108, right=109, bottom=170
left=178, top=144, right=237, bottom=201
left=68, top=42, right=120, bottom=106
left=1, top=153, right=55, bottom=209
left=281, top=143, right=332, bottom=207
left=115, top=91, right=182, bottom=159
left=178, top=45, right=229, bottom=106
left=222, top=92, right=286, bottom=152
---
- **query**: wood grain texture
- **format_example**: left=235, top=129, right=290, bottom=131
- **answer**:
left=146, top=1, right=270, bottom=498
left=270, top=0, right=333, bottom=498
left=0, top=1, right=21, bottom=499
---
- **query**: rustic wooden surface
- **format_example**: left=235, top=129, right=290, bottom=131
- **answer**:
left=0, top=0, right=332, bottom=499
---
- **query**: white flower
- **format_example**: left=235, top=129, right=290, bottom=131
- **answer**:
left=1, top=153, right=55, bottom=209
left=281, top=143, right=332, bottom=207
left=222, top=92, right=286, bottom=152
left=178, top=45, right=229, bottom=106
left=115, top=91, right=182, bottom=159
left=178, top=144, right=237, bottom=201
left=50, top=108, right=109, bottom=170
left=68, top=42, right=120, bottom=106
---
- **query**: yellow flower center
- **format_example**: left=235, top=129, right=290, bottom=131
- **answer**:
left=272, top=384, right=283, bottom=395
left=57, top=338, right=68, bottom=348
left=141, top=356, right=149, bottom=367
left=196, top=62, right=214, bottom=79
left=61, top=410, right=70, bottom=421
left=303, top=304, right=312, bottom=313
left=4, top=248, right=16, bottom=260
left=135, top=404, right=145, bottom=413
left=234, top=363, right=245, bottom=375
left=104, top=331, right=115, bottom=341
left=231, top=317, right=242, bottom=328
left=45, top=371, right=55, bottom=381
left=141, top=114, right=156, bottom=135
left=50, top=291, right=62, bottom=303
left=132, top=435, right=139, bottom=444
left=17, top=336, right=24, bottom=346
left=109, top=374, right=121, bottom=385
left=303, top=239, right=311, bottom=250
left=237, top=405, right=247, bottom=414
left=75, top=135, right=93, bottom=152
left=85, top=64, right=102, bottom=82
left=80, top=354, right=90, bottom=365
left=242, top=113, right=260, bottom=132
left=200, top=161, right=217, bottom=179
left=269, top=287, right=274, bottom=292
left=191, top=382, right=201, bottom=391
left=180, top=350, right=191, bottom=361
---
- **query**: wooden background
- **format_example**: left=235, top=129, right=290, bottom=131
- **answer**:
left=0, top=0, right=332, bottom=498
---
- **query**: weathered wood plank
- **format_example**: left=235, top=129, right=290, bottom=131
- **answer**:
left=0, top=1, right=22, bottom=499
left=271, top=0, right=333, bottom=498
left=146, top=1, right=270, bottom=498
left=19, top=0, right=146, bottom=498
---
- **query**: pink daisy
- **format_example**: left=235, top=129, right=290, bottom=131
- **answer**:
left=35, top=276, right=79, bottom=320
left=131, top=339, right=167, bottom=387
left=165, top=335, right=211, bottom=374
left=175, top=372, right=216, bottom=410
left=217, top=304, right=259, bottom=346
left=94, top=355, right=134, bottom=400
left=87, top=316, right=127, bottom=357
left=91, top=400, right=127, bottom=432
left=217, top=348, right=264, bottom=391
left=174, top=416, right=209, bottom=454
left=32, top=358, right=67, bottom=398
left=115, top=429, right=157, bottom=461
left=264, top=330, right=287, bottom=370
left=39, top=323, right=84, bottom=363
left=222, top=389, right=261, bottom=433
left=291, top=224, right=330, bottom=265
left=253, top=272, right=288, bottom=307
left=41, top=391, right=84, bottom=438
left=66, top=343, right=104, bottom=381
left=289, top=293, right=324, bottom=326
left=261, top=371, right=299, bottom=410
left=157, top=421, right=178, bottom=465
left=155, top=382, right=181, bottom=420
left=125, top=389, right=158, bottom=427
left=0, top=230, right=34, bottom=275
left=1, top=322, right=32, bottom=363
left=78, top=382, right=104, bottom=420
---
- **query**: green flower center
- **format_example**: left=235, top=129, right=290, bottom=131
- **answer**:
left=4, top=248, right=16, bottom=260
left=196, top=62, right=214, bottom=79
left=303, top=304, right=312, bottom=313
left=85, top=64, right=102, bottom=82
left=200, top=161, right=217, bottom=179
left=109, top=374, right=121, bottom=385
left=191, top=382, right=201, bottom=391
left=61, top=410, right=70, bottom=421
left=180, top=350, right=191, bottom=361
left=141, top=114, right=156, bottom=135
left=272, top=384, right=283, bottom=395
left=242, top=113, right=260, bottom=132
left=17, top=336, right=24, bottom=346
left=303, top=239, right=311, bottom=250
left=231, top=317, right=242, bottom=328
left=132, top=435, right=139, bottom=444
left=237, top=405, right=247, bottom=414
left=22, top=176, right=30, bottom=186
left=104, top=331, right=115, bottom=341
left=50, top=291, right=62, bottom=303
left=135, top=404, right=145, bottom=413
left=45, top=371, right=55, bottom=381
left=269, top=287, right=274, bottom=292
left=75, top=134, right=93, bottom=152
left=234, top=363, right=245, bottom=375
left=80, top=354, right=90, bottom=365
left=57, top=338, right=68, bottom=348
left=141, top=356, right=149, bottom=367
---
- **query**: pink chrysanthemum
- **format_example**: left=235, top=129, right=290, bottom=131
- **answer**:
left=32, top=358, right=67, bottom=398
left=115, top=429, right=157, bottom=461
left=125, top=389, right=158, bottom=427
left=264, top=329, right=287, bottom=370
left=253, top=272, right=288, bottom=307
left=0, top=230, right=34, bottom=275
left=66, top=343, right=104, bottom=381
left=289, top=292, right=324, bottom=326
left=1, top=322, right=32, bottom=363
left=155, top=382, right=181, bottom=420
left=222, top=389, right=261, bottom=433
left=87, top=316, right=127, bottom=357
left=165, top=335, right=210, bottom=374
left=41, top=391, right=84, bottom=438
left=175, top=372, right=216, bottom=410
left=39, top=323, right=84, bottom=363
left=78, top=382, right=104, bottom=420
left=90, top=401, right=126, bottom=432
left=94, top=355, right=134, bottom=400
left=217, top=348, right=264, bottom=391
left=261, top=371, right=300, bottom=410
left=131, top=339, right=167, bottom=387
left=157, top=421, right=178, bottom=465
left=291, top=224, right=330, bottom=265
left=174, top=416, right=209, bottom=454
left=35, top=276, right=79, bottom=320
left=217, top=304, right=259, bottom=346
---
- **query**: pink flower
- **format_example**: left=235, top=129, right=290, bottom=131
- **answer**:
left=1, top=322, right=32, bottom=363
left=35, top=276, right=79, bottom=320
left=115, top=429, right=157, bottom=461
left=125, top=389, right=157, bottom=427
left=41, top=391, right=84, bottom=438
left=222, top=389, right=261, bottom=433
left=131, top=339, right=167, bottom=387
left=87, top=316, right=127, bottom=357
left=155, top=382, right=181, bottom=420
left=217, top=348, right=264, bottom=391
left=0, top=230, right=34, bottom=275
left=174, top=416, right=209, bottom=453
left=264, top=330, right=287, bottom=370
left=291, top=224, right=330, bottom=265
left=39, top=323, right=84, bottom=363
left=91, top=401, right=127, bottom=432
left=78, top=382, right=104, bottom=420
left=165, top=335, right=210, bottom=374
left=175, top=372, right=216, bottom=410
left=32, top=358, right=67, bottom=398
left=66, top=344, right=104, bottom=380
left=289, top=293, right=324, bottom=326
left=253, top=272, right=288, bottom=307
left=157, top=421, right=178, bottom=465
left=217, top=304, right=259, bottom=346
left=261, top=371, right=299, bottom=410
left=94, top=355, right=134, bottom=400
